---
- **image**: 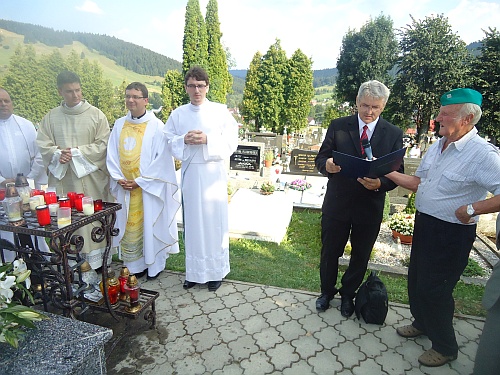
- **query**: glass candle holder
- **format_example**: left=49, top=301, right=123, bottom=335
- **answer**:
left=74, top=193, right=84, bottom=212
left=82, top=196, right=94, bottom=215
left=93, top=199, right=103, bottom=212
left=29, top=196, right=41, bottom=214
left=118, top=266, right=130, bottom=301
left=48, top=203, right=59, bottom=216
left=58, top=197, right=71, bottom=208
left=32, top=190, right=45, bottom=205
left=66, top=192, right=77, bottom=208
left=0, top=188, right=6, bottom=201
left=36, top=205, right=51, bottom=226
left=124, top=274, right=141, bottom=313
left=57, top=207, right=72, bottom=228
left=45, top=191, right=58, bottom=205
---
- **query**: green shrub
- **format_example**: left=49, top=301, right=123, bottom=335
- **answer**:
left=404, top=193, right=416, bottom=214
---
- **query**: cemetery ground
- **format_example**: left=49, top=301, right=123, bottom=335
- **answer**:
left=165, top=209, right=488, bottom=318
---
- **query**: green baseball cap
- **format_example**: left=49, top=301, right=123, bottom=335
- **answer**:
left=440, top=88, right=482, bottom=107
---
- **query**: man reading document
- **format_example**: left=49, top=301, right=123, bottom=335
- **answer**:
left=314, top=80, right=404, bottom=317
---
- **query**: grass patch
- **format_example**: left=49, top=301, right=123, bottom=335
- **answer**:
left=166, top=209, right=487, bottom=317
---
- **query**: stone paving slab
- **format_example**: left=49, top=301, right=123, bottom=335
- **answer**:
left=84, top=271, right=485, bottom=375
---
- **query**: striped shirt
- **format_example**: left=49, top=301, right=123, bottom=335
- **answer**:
left=415, top=127, right=500, bottom=224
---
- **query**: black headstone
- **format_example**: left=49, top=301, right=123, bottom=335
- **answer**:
left=230, top=145, right=261, bottom=172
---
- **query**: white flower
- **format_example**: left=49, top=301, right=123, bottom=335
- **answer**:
left=12, top=259, right=28, bottom=276
left=0, top=274, right=16, bottom=303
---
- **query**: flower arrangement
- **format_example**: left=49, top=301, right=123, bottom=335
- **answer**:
left=289, top=179, right=312, bottom=191
left=0, top=259, right=48, bottom=348
left=388, top=212, right=415, bottom=236
left=260, top=181, right=275, bottom=195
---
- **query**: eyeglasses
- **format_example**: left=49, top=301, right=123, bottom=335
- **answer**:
left=125, top=95, right=145, bottom=100
left=359, top=103, right=383, bottom=112
left=186, top=84, right=207, bottom=90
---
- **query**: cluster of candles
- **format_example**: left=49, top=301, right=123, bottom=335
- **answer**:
left=25, top=190, right=104, bottom=228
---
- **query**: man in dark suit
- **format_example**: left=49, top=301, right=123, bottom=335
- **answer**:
left=315, top=80, right=403, bottom=317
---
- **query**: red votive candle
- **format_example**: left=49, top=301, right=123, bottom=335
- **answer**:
left=66, top=192, right=77, bottom=208
left=93, top=199, right=103, bottom=211
left=0, top=188, right=5, bottom=201
left=36, top=205, right=51, bottom=226
left=74, top=193, right=84, bottom=211
left=45, top=192, right=57, bottom=205
left=58, top=197, right=71, bottom=208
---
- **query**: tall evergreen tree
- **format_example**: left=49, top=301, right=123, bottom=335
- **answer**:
left=283, top=49, right=314, bottom=134
left=258, top=39, right=288, bottom=132
left=205, top=0, right=232, bottom=104
left=389, top=14, right=472, bottom=139
left=336, top=15, right=398, bottom=106
left=473, top=27, right=500, bottom=143
left=161, top=70, right=185, bottom=120
left=182, top=0, right=208, bottom=75
left=241, top=52, right=262, bottom=130
left=1, top=45, right=49, bottom=123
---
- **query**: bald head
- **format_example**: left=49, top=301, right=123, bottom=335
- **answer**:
left=0, top=88, right=14, bottom=120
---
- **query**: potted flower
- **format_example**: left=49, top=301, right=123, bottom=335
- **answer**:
left=388, top=211, right=415, bottom=244
left=264, top=150, right=274, bottom=168
left=0, top=259, right=48, bottom=348
left=260, top=181, right=275, bottom=195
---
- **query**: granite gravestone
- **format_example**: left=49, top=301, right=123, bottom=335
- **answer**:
left=230, top=144, right=261, bottom=172
left=288, top=149, right=320, bottom=175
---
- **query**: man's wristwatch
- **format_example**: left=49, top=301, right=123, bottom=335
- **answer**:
left=466, top=204, right=476, bottom=217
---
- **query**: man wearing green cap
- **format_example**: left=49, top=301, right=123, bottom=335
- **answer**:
left=385, top=88, right=500, bottom=367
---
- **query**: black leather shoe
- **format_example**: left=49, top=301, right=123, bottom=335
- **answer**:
left=208, top=280, right=222, bottom=291
left=183, top=280, right=197, bottom=289
left=340, top=296, right=355, bottom=317
left=316, top=294, right=334, bottom=312
left=147, top=271, right=162, bottom=280
left=134, top=269, right=147, bottom=278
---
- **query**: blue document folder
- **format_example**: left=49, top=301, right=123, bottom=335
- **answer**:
left=332, top=147, right=406, bottom=179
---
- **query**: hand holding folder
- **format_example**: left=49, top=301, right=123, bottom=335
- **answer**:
left=332, top=147, right=406, bottom=179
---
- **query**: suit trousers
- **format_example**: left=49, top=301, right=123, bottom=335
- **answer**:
left=409, top=212, right=475, bottom=357
left=320, top=213, right=382, bottom=298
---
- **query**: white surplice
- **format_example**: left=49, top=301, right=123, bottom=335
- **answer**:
left=0, top=114, right=49, bottom=262
left=107, top=111, right=181, bottom=277
left=164, top=100, right=238, bottom=283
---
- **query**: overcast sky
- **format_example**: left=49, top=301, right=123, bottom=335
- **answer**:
left=2, top=0, right=499, bottom=70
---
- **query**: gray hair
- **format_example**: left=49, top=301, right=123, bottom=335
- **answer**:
left=457, top=103, right=482, bottom=126
left=357, top=80, right=390, bottom=104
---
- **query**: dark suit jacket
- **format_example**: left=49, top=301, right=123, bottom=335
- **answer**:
left=315, top=114, right=404, bottom=223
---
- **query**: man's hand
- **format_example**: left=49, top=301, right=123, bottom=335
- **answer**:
left=184, top=130, right=207, bottom=145
left=119, top=179, right=139, bottom=191
left=59, top=148, right=72, bottom=164
left=455, top=205, right=474, bottom=224
left=325, top=157, right=341, bottom=174
left=357, top=177, right=382, bottom=191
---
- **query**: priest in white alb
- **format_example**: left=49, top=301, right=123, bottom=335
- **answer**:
left=164, top=66, right=238, bottom=292
left=107, top=82, right=180, bottom=279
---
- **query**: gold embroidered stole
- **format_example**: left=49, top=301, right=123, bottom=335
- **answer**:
left=119, top=121, right=146, bottom=262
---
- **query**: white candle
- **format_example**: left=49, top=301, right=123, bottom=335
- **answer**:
left=57, top=217, right=71, bottom=228
left=82, top=203, right=94, bottom=215
left=29, top=198, right=40, bottom=211
left=48, top=203, right=59, bottom=216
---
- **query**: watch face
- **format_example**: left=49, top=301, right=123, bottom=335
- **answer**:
left=467, top=205, right=474, bottom=215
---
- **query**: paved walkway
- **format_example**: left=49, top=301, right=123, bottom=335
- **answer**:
left=88, top=271, right=484, bottom=375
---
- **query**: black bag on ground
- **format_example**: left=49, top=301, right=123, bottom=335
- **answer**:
left=354, top=270, right=388, bottom=325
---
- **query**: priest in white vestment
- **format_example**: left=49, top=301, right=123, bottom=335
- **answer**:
left=107, top=82, right=180, bottom=279
left=0, top=88, right=49, bottom=262
left=36, top=71, right=112, bottom=269
left=164, top=67, right=238, bottom=292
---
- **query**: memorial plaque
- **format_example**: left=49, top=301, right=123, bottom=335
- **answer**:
left=230, top=145, right=261, bottom=172
left=288, top=149, right=320, bottom=175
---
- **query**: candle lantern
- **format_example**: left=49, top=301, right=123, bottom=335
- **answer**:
left=93, top=199, right=103, bottom=212
left=100, top=269, right=120, bottom=307
left=2, top=183, right=24, bottom=225
left=118, top=266, right=130, bottom=301
left=35, top=205, right=51, bottom=226
left=74, top=193, right=84, bottom=211
left=124, top=274, right=141, bottom=313
left=66, top=192, right=77, bottom=208
left=58, top=197, right=71, bottom=208
left=14, top=173, right=32, bottom=212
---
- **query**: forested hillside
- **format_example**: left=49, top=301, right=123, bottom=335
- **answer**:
left=0, top=19, right=181, bottom=76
